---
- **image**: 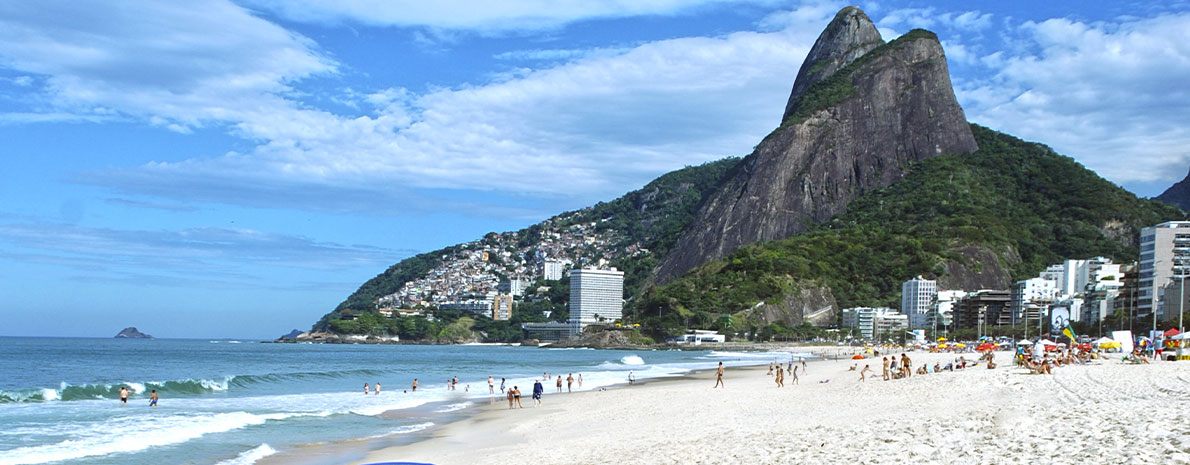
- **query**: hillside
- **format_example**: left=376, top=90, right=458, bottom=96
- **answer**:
left=311, top=156, right=740, bottom=334
left=635, top=124, right=1184, bottom=336
left=1154, top=167, right=1190, bottom=210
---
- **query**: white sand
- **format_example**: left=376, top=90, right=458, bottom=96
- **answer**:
left=353, top=349, right=1190, bottom=465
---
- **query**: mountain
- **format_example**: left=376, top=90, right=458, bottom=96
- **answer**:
left=114, top=327, right=152, bottom=339
left=656, top=7, right=978, bottom=283
left=637, top=125, right=1183, bottom=334
left=1154, top=167, right=1190, bottom=210
left=308, top=6, right=1182, bottom=341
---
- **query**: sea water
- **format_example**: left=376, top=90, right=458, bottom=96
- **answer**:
left=0, top=338, right=804, bottom=465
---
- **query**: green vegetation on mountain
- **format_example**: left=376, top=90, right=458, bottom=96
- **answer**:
left=634, top=125, right=1184, bottom=335
left=312, top=157, right=741, bottom=337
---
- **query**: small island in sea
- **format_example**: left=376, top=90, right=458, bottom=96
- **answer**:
left=114, top=327, right=153, bottom=339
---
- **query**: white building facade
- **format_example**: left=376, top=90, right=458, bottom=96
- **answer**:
left=1011, top=277, right=1058, bottom=324
left=1139, top=221, right=1190, bottom=321
left=901, top=276, right=937, bottom=328
left=568, top=268, right=624, bottom=337
left=842, top=307, right=900, bottom=340
left=543, top=260, right=565, bottom=281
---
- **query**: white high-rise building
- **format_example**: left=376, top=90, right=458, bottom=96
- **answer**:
left=901, top=276, right=936, bottom=328
left=1140, top=221, right=1190, bottom=321
left=932, top=290, right=967, bottom=328
left=568, top=268, right=624, bottom=337
left=543, top=260, right=565, bottom=281
left=1042, top=257, right=1123, bottom=297
left=1011, top=277, right=1058, bottom=323
left=842, top=307, right=900, bottom=340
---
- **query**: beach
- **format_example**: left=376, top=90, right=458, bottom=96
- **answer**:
left=354, top=349, right=1190, bottom=465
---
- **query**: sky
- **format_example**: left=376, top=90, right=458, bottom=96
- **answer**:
left=1, top=0, right=1188, bottom=339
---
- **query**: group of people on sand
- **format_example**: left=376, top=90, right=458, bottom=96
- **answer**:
left=1018, top=346, right=1099, bottom=374
left=766, top=358, right=804, bottom=387
left=115, top=386, right=158, bottom=406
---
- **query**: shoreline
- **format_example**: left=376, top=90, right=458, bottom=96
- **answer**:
left=345, top=349, right=1189, bottom=465
left=257, top=346, right=828, bottom=465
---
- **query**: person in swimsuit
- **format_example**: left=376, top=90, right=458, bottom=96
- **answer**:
left=500, top=378, right=506, bottom=393
left=860, top=364, right=872, bottom=382
left=364, top=383, right=369, bottom=395
left=512, top=386, right=522, bottom=408
left=119, top=386, right=129, bottom=405
left=566, top=374, right=573, bottom=393
left=488, top=376, right=494, bottom=394
left=775, top=366, right=784, bottom=387
left=149, top=390, right=158, bottom=407
left=714, top=362, right=725, bottom=388
left=375, top=382, right=381, bottom=395
left=451, top=376, right=458, bottom=391
left=412, top=379, right=418, bottom=392
left=506, top=386, right=515, bottom=409
left=577, top=373, right=582, bottom=387
left=556, top=375, right=563, bottom=392
left=791, top=365, right=798, bottom=385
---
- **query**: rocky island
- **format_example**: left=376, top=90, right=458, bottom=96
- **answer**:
left=114, top=327, right=153, bottom=339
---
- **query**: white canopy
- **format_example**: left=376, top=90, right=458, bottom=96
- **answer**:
left=1094, top=337, right=1115, bottom=344
left=1039, top=339, right=1057, bottom=346
left=1017, top=339, right=1032, bottom=346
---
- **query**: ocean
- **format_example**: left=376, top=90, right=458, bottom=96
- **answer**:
left=0, top=337, right=799, bottom=465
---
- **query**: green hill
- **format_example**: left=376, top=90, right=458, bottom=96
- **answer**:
left=634, top=125, right=1184, bottom=333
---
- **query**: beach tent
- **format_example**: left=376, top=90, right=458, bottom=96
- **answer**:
left=1018, top=339, right=1032, bottom=346
left=1164, top=328, right=1181, bottom=337
left=1039, top=339, right=1057, bottom=346
left=1094, top=337, right=1114, bottom=345
left=852, top=354, right=865, bottom=360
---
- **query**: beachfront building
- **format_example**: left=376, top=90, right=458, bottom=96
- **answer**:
left=901, top=276, right=936, bottom=328
left=1010, top=278, right=1057, bottom=324
left=842, top=307, right=898, bottom=340
left=1140, top=221, right=1190, bottom=321
left=492, top=294, right=513, bottom=320
left=439, top=300, right=493, bottom=316
left=543, top=260, right=565, bottom=281
left=522, top=321, right=571, bottom=341
left=568, top=268, right=625, bottom=337
left=930, top=290, right=967, bottom=328
left=953, top=290, right=1012, bottom=329
left=1040, top=257, right=1123, bottom=297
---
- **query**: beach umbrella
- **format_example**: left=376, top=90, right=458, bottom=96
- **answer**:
left=1039, top=339, right=1057, bottom=346
left=937, top=337, right=947, bottom=341
left=852, top=354, right=865, bottom=360
left=976, top=343, right=997, bottom=351
left=1077, top=343, right=1092, bottom=350
left=1018, top=339, right=1032, bottom=346
left=956, top=343, right=966, bottom=348
left=1164, top=328, right=1181, bottom=337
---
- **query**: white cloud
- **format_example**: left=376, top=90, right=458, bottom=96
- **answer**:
left=957, top=12, right=1190, bottom=185
left=243, top=0, right=781, bottom=32
left=0, top=0, right=335, bottom=130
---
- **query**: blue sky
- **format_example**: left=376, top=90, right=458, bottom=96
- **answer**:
left=2, top=1, right=1188, bottom=338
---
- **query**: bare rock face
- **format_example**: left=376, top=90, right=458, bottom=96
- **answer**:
left=747, top=280, right=838, bottom=328
left=937, top=245, right=1018, bottom=291
left=1154, top=166, right=1190, bottom=211
left=656, top=7, right=977, bottom=283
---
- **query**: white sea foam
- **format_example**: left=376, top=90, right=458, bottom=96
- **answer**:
left=363, top=421, right=435, bottom=439
left=434, top=402, right=472, bottom=413
left=213, top=443, right=277, bottom=465
left=0, top=412, right=302, bottom=465
left=620, top=355, right=645, bottom=365
left=39, top=388, right=58, bottom=401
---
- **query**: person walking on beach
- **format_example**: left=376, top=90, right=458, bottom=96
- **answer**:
left=506, top=386, right=514, bottom=409
left=775, top=365, right=784, bottom=387
left=556, top=375, right=563, bottom=392
left=532, top=380, right=543, bottom=407
left=790, top=365, right=799, bottom=385
left=149, top=390, right=158, bottom=407
left=488, top=376, right=494, bottom=394
left=628, top=370, right=636, bottom=384
left=512, top=386, right=523, bottom=408
left=412, top=379, right=418, bottom=392
left=566, top=374, right=574, bottom=393
left=714, top=362, right=725, bottom=388
left=801, top=359, right=807, bottom=373
left=119, top=386, right=129, bottom=405
left=860, top=364, right=872, bottom=382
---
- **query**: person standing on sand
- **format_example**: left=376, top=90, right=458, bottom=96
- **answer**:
left=775, top=365, right=784, bottom=387
left=513, top=386, right=523, bottom=408
left=149, top=390, right=158, bottom=407
left=119, top=386, right=129, bottom=405
left=506, top=386, right=514, bottom=409
left=628, top=371, right=635, bottom=384
left=412, top=379, right=418, bottom=392
left=489, top=376, right=494, bottom=394
left=714, top=362, right=725, bottom=388
left=790, top=365, right=798, bottom=385
left=860, top=364, right=871, bottom=382
left=566, top=374, right=574, bottom=392
left=556, top=375, right=563, bottom=393
left=801, top=359, right=807, bottom=373
left=767, top=362, right=774, bottom=375
left=577, top=373, right=582, bottom=387
left=532, top=380, right=543, bottom=407
left=882, top=357, right=890, bottom=381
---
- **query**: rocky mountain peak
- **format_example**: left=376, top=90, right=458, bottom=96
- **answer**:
left=1154, top=166, right=1190, bottom=211
left=782, top=6, right=883, bottom=122
left=656, top=7, right=977, bottom=284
